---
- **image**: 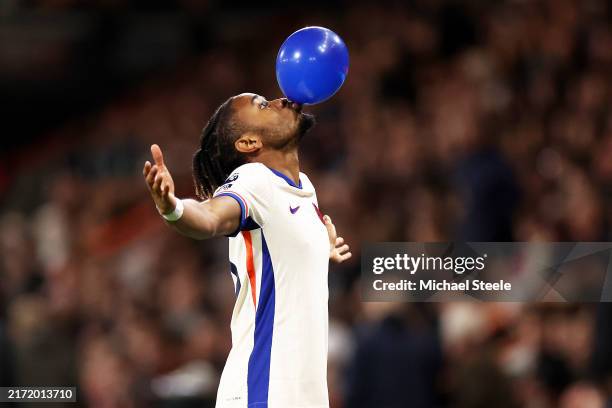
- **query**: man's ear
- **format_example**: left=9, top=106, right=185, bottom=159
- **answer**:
left=235, top=132, right=263, bottom=154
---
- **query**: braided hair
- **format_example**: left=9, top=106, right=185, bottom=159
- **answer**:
left=192, top=98, right=247, bottom=199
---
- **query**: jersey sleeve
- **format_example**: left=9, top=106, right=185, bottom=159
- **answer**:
left=213, top=163, right=273, bottom=236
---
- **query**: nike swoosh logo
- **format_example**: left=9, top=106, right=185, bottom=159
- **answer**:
left=289, top=205, right=300, bottom=214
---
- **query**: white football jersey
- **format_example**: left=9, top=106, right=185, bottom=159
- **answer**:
left=212, top=162, right=330, bottom=408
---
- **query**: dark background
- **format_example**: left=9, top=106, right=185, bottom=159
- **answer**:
left=1, top=1, right=612, bottom=407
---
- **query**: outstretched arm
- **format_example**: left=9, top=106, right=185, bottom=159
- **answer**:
left=143, top=144, right=241, bottom=239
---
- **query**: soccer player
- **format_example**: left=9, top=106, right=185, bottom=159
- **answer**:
left=143, top=93, right=351, bottom=408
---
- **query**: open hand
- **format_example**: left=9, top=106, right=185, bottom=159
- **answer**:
left=323, top=215, right=352, bottom=264
left=143, top=144, right=176, bottom=214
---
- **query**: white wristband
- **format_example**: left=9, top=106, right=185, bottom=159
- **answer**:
left=158, top=196, right=184, bottom=222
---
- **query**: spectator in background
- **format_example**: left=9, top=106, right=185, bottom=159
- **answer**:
left=344, top=303, right=442, bottom=408
left=0, top=0, right=611, bottom=407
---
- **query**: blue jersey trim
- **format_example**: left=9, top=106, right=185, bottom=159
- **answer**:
left=214, top=192, right=247, bottom=237
left=247, top=231, right=275, bottom=407
left=242, top=216, right=261, bottom=231
left=267, top=166, right=302, bottom=189
left=229, top=262, right=241, bottom=297
left=215, top=192, right=261, bottom=236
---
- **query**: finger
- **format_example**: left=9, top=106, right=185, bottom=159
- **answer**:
left=340, top=252, right=352, bottom=261
left=143, top=161, right=151, bottom=177
left=323, top=215, right=337, bottom=243
left=161, top=181, right=171, bottom=198
left=151, top=144, right=165, bottom=168
left=332, top=251, right=352, bottom=264
left=153, top=174, right=163, bottom=192
left=335, top=237, right=344, bottom=246
left=336, top=244, right=350, bottom=254
left=146, top=166, right=158, bottom=187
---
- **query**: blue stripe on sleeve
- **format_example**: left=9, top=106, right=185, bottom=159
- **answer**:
left=215, top=192, right=247, bottom=237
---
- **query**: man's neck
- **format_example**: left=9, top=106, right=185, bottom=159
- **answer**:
left=253, top=147, right=300, bottom=186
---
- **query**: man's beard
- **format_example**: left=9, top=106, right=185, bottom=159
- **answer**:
left=296, top=113, right=316, bottom=141
left=267, top=114, right=316, bottom=149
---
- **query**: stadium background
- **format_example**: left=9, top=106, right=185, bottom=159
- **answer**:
left=1, top=0, right=612, bottom=407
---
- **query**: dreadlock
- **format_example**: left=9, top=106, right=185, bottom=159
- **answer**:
left=192, top=98, right=247, bottom=199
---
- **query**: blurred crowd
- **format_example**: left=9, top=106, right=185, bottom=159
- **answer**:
left=1, top=0, right=612, bottom=407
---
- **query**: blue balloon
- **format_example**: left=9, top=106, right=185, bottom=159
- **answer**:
left=276, top=26, right=349, bottom=105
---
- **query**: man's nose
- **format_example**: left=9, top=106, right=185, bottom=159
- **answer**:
left=273, top=98, right=289, bottom=109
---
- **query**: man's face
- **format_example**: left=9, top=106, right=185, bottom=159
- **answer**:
left=230, top=93, right=314, bottom=148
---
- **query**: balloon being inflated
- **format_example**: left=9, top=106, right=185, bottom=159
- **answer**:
left=276, top=27, right=349, bottom=105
